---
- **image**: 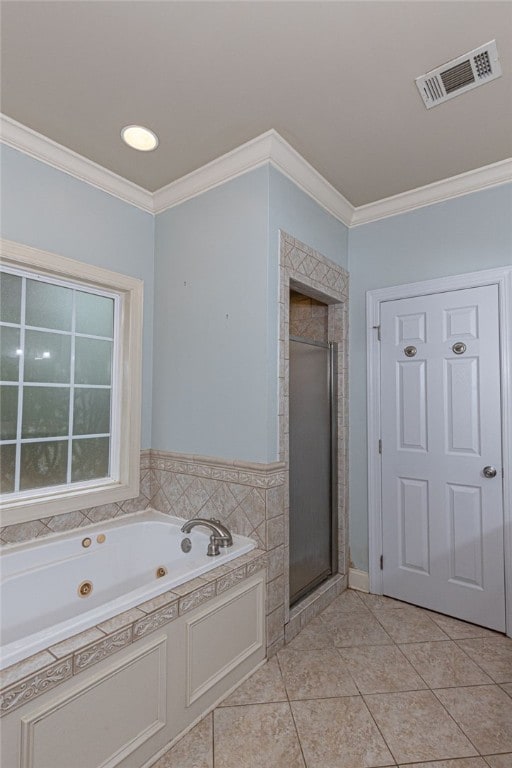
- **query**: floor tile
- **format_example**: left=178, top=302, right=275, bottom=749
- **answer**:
left=425, top=612, right=501, bottom=640
left=153, top=714, right=213, bottom=768
left=321, top=610, right=394, bottom=647
left=285, top=616, right=335, bottom=650
left=219, top=657, right=287, bottom=706
left=435, top=685, right=512, bottom=755
left=320, top=589, right=369, bottom=615
left=150, top=591, right=512, bottom=768
left=364, top=690, right=477, bottom=763
left=456, top=638, right=512, bottom=683
left=277, top=646, right=358, bottom=700
left=484, top=756, right=512, bottom=768
left=338, top=644, right=427, bottom=694
left=213, top=702, right=304, bottom=768
left=374, top=608, right=449, bottom=644
left=359, top=593, right=413, bottom=612
left=291, top=696, right=394, bottom=768
left=399, top=760, right=487, bottom=768
left=399, top=641, right=493, bottom=688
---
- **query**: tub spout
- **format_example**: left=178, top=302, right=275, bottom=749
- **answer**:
left=181, top=518, right=233, bottom=555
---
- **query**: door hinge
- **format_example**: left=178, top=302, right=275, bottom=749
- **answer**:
left=378, top=439, right=382, bottom=454
left=373, top=325, right=381, bottom=341
left=380, top=555, right=383, bottom=570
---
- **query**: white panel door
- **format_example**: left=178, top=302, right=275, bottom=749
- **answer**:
left=380, top=285, right=505, bottom=631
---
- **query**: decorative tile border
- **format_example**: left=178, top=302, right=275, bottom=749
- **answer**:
left=74, top=627, right=132, bottom=673
left=179, top=581, right=217, bottom=615
left=150, top=450, right=285, bottom=488
left=0, top=658, right=73, bottom=716
left=215, top=565, right=248, bottom=595
left=279, top=231, right=349, bottom=638
left=133, top=601, right=179, bottom=640
left=0, top=548, right=266, bottom=716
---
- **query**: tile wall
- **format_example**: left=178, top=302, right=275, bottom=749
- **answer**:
left=148, top=450, right=286, bottom=653
left=289, top=290, right=328, bottom=343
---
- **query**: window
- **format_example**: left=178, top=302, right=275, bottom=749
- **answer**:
left=0, top=240, right=143, bottom=525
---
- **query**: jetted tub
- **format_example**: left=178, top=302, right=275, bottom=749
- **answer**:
left=0, top=509, right=255, bottom=670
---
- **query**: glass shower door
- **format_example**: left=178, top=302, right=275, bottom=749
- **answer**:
left=289, top=337, right=336, bottom=606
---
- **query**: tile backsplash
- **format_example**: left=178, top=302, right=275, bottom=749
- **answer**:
left=0, top=450, right=284, bottom=548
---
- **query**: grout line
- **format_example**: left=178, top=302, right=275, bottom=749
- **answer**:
left=211, top=709, right=215, bottom=768
left=234, top=603, right=509, bottom=763
left=359, top=690, right=401, bottom=764
left=429, top=686, right=485, bottom=757
left=285, top=692, right=309, bottom=768
left=452, top=638, right=507, bottom=684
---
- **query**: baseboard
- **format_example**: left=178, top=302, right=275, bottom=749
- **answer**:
left=349, top=568, right=370, bottom=593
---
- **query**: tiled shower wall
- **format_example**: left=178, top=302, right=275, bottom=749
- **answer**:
left=289, top=290, right=328, bottom=343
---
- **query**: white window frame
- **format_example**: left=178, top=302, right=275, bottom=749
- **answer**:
left=0, top=238, right=143, bottom=526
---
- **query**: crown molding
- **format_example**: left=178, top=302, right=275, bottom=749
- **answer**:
left=2, top=114, right=510, bottom=227
left=351, top=158, right=512, bottom=227
left=0, top=114, right=154, bottom=213
left=268, top=132, right=354, bottom=226
left=153, top=129, right=354, bottom=226
left=153, top=130, right=273, bottom=214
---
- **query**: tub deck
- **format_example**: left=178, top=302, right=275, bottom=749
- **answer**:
left=0, top=538, right=266, bottom=717
left=0, top=509, right=256, bottom=670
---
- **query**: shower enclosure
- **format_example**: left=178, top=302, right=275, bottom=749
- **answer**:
left=289, top=337, right=337, bottom=606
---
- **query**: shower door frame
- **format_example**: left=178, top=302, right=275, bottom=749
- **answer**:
left=278, top=231, right=349, bottom=628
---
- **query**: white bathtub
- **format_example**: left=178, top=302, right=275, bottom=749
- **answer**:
left=0, top=509, right=255, bottom=670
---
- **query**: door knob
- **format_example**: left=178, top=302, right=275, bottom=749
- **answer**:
left=483, top=466, right=497, bottom=478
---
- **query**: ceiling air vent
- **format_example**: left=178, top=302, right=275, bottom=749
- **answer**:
left=415, top=40, right=502, bottom=109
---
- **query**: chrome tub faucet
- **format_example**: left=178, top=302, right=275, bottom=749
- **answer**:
left=180, top=518, right=233, bottom=556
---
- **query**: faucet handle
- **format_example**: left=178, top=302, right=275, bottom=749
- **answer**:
left=207, top=534, right=220, bottom=557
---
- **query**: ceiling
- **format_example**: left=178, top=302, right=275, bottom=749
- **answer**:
left=1, top=1, right=511, bottom=207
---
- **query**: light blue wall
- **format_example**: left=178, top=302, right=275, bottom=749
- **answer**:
left=153, top=166, right=270, bottom=462
left=0, top=145, right=155, bottom=447
left=348, top=183, right=512, bottom=571
left=268, top=166, right=349, bottom=271
left=8, top=141, right=508, bottom=571
left=268, top=166, right=349, bottom=458
left=1, top=149, right=348, bottom=465
left=152, top=165, right=348, bottom=463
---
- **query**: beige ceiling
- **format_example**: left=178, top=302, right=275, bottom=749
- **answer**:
left=1, top=1, right=511, bottom=206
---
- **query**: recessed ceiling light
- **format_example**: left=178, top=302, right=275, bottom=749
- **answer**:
left=121, top=125, right=159, bottom=152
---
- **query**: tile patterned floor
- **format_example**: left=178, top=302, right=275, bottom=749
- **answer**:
left=153, top=590, right=512, bottom=768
